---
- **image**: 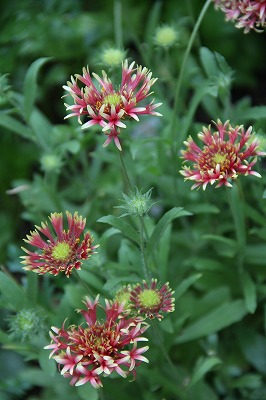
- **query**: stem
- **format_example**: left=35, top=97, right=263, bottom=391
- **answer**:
left=118, top=150, right=133, bottom=191
left=150, top=319, right=188, bottom=399
left=170, top=0, right=212, bottom=132
left=114, top=0, right=123, bottom=48
left=73, top=270, right=93, bottom=297
left=138, top=217, right=151, bottom=281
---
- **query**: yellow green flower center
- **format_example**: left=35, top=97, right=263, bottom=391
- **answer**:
left=138, top=289, right=161, bottom=308
left=103, top=93, right=122, bottom=107
left=102, top=48, right=125, bottom=67
left=212, top=152, right=227, bottom=166
left=155, top=26, right=177, bottom=47
left=52, top=242, right=72, bottom=261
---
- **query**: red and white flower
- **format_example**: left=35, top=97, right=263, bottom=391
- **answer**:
left=213, top=0, right=266, bottom=32
left=180, top=120, right=264, bottom=190
left=21, top=211, right=98, bottom=277
left=45, top=296, right=149, bottom=388
left=63, top=60, right=162, bottom=150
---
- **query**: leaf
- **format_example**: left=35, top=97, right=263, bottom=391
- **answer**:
left=189, top=356, right=221, bottom=388
left=174, top=273, right=202, bottom=301
left=97, top=215, right=139, bottom=244
left=241, top=106, right=266, bottom=121
left=0, top=113, right=33, bottom=139
left=23, top=57, right=51, bottom=121
left=175, top=300, right=247, bottom=343
left=76, top=384, right=99, bottom=400
left=0, top=271, right=28, bottom=311
left=200, top=47, right=219, bottom=78
left=103, top=275, right=140, bottom=291
left=242, top=271, right=257, bottom=313
left=39, top=348, right=56, bottom=377
left=146, top=207, right=192, bottom=258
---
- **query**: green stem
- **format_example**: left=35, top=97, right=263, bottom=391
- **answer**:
left=114, top=0, right=123, bottom=48
left=138, top=217, right=151, bottom=281
left=73, top=270, right=93, bottom=297
left=151, top=319, right=188, bottom=399
left=118, top=150, right=133, bottom=191
left=170, top=0, right=212, bottom=133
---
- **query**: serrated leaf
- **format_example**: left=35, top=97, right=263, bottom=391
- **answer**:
left=175, top=300, right=247, bottom=343
left=189, top=356, right=221, bottom=388
left=23, top=57, right=51, bottom=121
left=146, top=207, right=192, bottom=258
left=97, top=215, right=139, bottom=244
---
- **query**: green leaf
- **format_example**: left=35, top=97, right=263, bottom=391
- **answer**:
left=0, top=113, right=33, bottom=139
left=174, top=273, right=202, bottom=301
left=175, top=300, right=247, bottom=343
left=241, top=106, right=266, bottom=121
left=97, top=215, right=139, bottom=244
left=103, top=275, right=140, bottom=291
left=23, top=57, right=51, bottom=121
left=0, top=271, right=28, bottom=311
left=242, top=271, right=257, bottom=313
left=189, top=356, right=221, bottom=388
left=77, top=384, right=99, bottom=400
left=146, top=207, right=192, bottom=258
left=200, top=47, right=219, bottom=78
left=39, top=348, right=56, bottom=377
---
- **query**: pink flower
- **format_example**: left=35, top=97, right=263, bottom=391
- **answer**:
left=213, top=0, right=266, bottom=32
left=63, top=60, right=162, bottom=150
left=180, top=120, right=264, bottom=190
left=130, top=279, right=175, bottom=321
left=45, top=296, right=149, bottom=388
left=21, top=211, right=98, bottom=277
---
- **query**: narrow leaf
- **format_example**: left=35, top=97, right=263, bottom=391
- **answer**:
left=97, top=215, right=139, bottom=244
left=175, top=273, right=202, bottom=301
left=146, top=207, right=192, bottom=258
left=175, top=300, right=247, bottom=343
left=189, top=356, right=221, bottom=388
left=0, top=271, right=27, bottom=311
left=23, top=57, right=51, bottom=121
left=242, top=271, right=257, bottom=313
left=0, top=113, right=33, bottom=139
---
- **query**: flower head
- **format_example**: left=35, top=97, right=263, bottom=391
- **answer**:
left=180, top=120, right=265, bottom=190
left=130, top=279, right=175, bottom=321
left=63, top=60, right=162, bottom=150
left=115, top=187, right=156, bottom=217
left=101, top=47, right=126, bottom=68
left=8, top=309, right=44, bottom=342
left=213, top=0, right=266, bottom=33
left=154, top=25, right=179, bottom=47
left=21, top=211, right=98, bottom=277
left=45, top=296, right=149, bottom=388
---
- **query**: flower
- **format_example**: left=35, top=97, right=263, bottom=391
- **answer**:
left=115, top=187, right=157, bottom=217
left=101, top=47, right=126, bottom=68
left=21, top=211, right=98, bottom=277
left=213, top=0, right=266, bottom=33
left=180, top=120, right=265, bottom=190
left=8, top=309, right=44, bottom=342
left=154, top=25, right=179, bottom=47
left=63, top=60, right=162, bottom=150
left=45, top=296, right=149, bottom=388
left=130, top=279, right=175, bottom=320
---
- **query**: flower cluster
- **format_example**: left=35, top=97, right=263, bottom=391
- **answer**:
left=213, top=0, right=266, bottom=33
left=45, top=296, right=149, bottom=388
left=21, top=211, right=98, bottom=277
left=115, top=279, right=175, bottom=321
left=180, top=120, right=264, bottom=190
left=63, top=60, right=162, bottom=150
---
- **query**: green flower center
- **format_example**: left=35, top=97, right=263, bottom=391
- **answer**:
left=212, top=152, right=227, bottom=166
left=103, top=93, right=122, bottom=107
left=138, top=289, right=161, bottom=308
left=52, top=242, right=72, bottom=261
